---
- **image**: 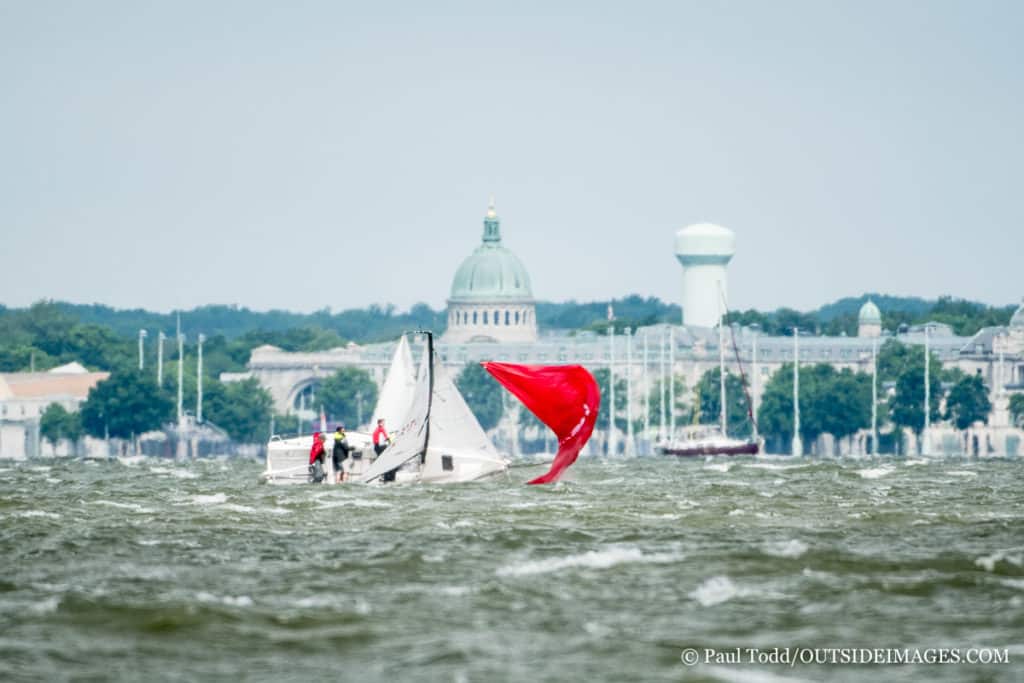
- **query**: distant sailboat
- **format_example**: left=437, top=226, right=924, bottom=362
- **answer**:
left=658, top=289, right=759, bottom=457
left=358, top=332, right=509, bottom=484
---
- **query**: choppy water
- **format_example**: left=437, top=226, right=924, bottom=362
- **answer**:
left=1, top=455, right=1022, bottom=682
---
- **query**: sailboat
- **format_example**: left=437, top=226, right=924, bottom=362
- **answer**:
left=358, top=332, right=509, bottom=484
left=658, top=293, right=760, bottom=457
left=261, top=334, right=416, bottom=485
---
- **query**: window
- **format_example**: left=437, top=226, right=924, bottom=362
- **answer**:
left=442, top=455, right=454, bottom=471
left=494, top=310, right=499, bottom=325
left=515, top=311, right=520, bottom=324
left=505, top=310, right=510, bottom=325
left=473, top=311, right=478, bottom=324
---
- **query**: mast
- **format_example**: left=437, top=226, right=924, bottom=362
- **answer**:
left=923, top=325, right=930, bottom=456
left=752, top=327, right=759, bottom=443
left=625, top=327, right=634, bottom=456
left=668, top=327, right=675, bottom=440
left=718, top=308, right=726, bottom=436
left=421, top=331, right=434, bottom=464
left=608, top=325, right=615, bottom=455
left=871, top=336, right=878, bottom=456
left=659, top=329, right=666, bottom=442
left=792, top=328, right=803, bottom=456
left=642, top=330, right=649, bottom=452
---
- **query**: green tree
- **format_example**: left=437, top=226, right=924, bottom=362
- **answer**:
left=80, top=372, right=173, bottom=439
left=695, top=367, right=753, bottom=438
left=455, top=363, right=503, bottom=431
left=203, top=378, right=274, bottom=443
left=39, top=403, right=83, bottom=450
left=758, top=363, right=871, bottom=451
left=889, top=349, right=942, bottom=436
left=1010, top=394, right=1024, bottom=428
left=317, top=367, right=379, bottom=428
left=945, top=375, right=992, bottom=430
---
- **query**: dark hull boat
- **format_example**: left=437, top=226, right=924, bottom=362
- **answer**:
left=657, top=437, right=759, bottom=457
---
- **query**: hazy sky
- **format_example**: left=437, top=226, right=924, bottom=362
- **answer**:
left=2, top=1, right=1021, bottom=314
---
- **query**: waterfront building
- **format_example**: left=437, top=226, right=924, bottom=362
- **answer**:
left=221, top=204, right=1024, bottom=455
left=0, top=362, right=108, bottom=459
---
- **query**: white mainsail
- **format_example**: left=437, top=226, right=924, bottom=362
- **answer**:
left=358, top=346, right=430, bottom=483
left=369, top=334, right=417, bottom=432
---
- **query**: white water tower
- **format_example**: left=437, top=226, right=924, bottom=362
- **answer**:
left=674, top=223, right=736, bottom=328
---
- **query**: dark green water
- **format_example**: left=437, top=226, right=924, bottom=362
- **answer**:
left=1, top=456, right=1022, bottom=682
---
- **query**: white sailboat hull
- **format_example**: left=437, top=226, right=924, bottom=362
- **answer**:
left=262, top=432, right=373, bottom=485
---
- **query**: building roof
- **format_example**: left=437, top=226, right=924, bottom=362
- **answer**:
left=449, top=200, right=534, bottom=303
left=0, top=369, right=109, bottom=401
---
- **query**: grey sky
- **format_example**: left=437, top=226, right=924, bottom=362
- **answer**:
left=2, top=1, right=1021, bottom=314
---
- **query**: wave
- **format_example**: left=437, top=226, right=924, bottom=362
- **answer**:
left=191, top=493, right=228, bottom=505
left=762, top=539, right=808, bottom=559
left=857, top=466, right=895, bottom=479
left=497, top=546, right=682, bottom=577
left=92, top=500, right=156, bottom=513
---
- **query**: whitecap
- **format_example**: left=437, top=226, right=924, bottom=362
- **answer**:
left=219, top=503, right=257, bottom=514
left=196, top=592, right=253, bottom=607
left=30, top=595, right=61, bottom=615
left=170, top=469, right=199, bottom=479
left=192, top=493, right=228, bottom=505
left=704, top=462, right=731, bottom=473
left=857, top=466, right=895, bottom=479
left=945, top=470, right=977, bottom=478
left=497, top=546, right=681, bottom=577
left=93, top=500, right=156, bottom=513
left=28, top=466, right=52, bottom=472
left=15, top=510, right=60, bottom=519
left=45, top=477, right=60, bottom=484
left=728, top=508, right=745, bottom=516
left=976, top=551, right=1023, bottom=573
left=763, top=539, right=808, bottom=558
left=690, top=576, right=740, bottom=607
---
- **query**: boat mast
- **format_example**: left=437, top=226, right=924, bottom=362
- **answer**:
left=871, top=336, right=878, bottom=456
left=668, top=327, right=675, bottom=441
left=923, top=325, right=930, bottom=456
left=421, top=331, right=434, bottom=464
left=792, top=327, right=803, bottom=456
left=608, top=325, right=615, bottom=456
left=659, top=329, right=666, bottom=442
left=718, top=291, right=726, bottom=436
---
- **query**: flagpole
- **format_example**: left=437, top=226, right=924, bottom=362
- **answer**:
left=625, top=327, right=634, bottom=456
left=608, top=324, right=615, bottom=456
left=668, top=327, right=675, bottom=441
left=642, top=330, right=649, bottom=454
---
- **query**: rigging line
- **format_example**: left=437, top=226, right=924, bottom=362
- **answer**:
left=719, top=289, right=760, bottom=434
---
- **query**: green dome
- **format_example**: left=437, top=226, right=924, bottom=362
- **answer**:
left=859, top=299, right=881, bottom=324
left=449, top=202, right=534, bottom=303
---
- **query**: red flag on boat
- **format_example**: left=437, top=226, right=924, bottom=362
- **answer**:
left=481, top=362, right=600, bottom=485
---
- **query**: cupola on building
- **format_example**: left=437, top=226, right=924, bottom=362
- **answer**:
left=442, top=200, right=538, bottom=344
left=858, top=299, right=882, bottom=338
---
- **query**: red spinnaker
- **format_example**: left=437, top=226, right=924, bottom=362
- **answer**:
left=481, top=362, right=600, bottom=485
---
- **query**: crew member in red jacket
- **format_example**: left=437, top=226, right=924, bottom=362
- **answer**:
left=308, top=432, right=327, bottom=483
left=372, top=419, right=390, bottom=457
